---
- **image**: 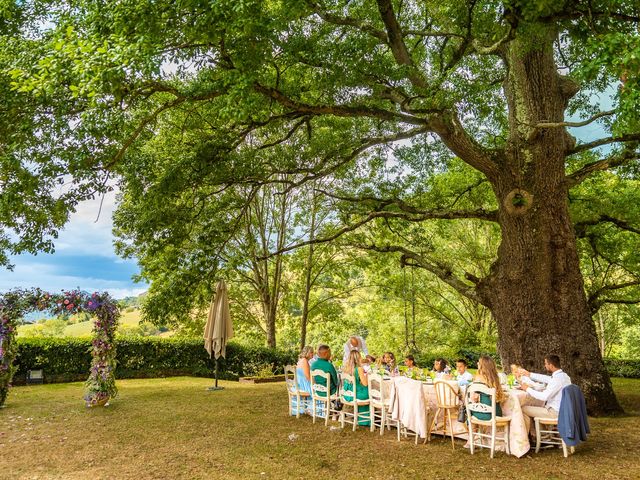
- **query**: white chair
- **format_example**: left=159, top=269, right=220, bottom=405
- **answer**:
left=368, top=373, right=401, bottom=441
left=465, top=383, right=511, bottom=458
left=284, top=365, right=311, bottom=418
left=534, top=418, right=575, bottom=457
left=429, top=380, right=460, bottom=449
left=340, top=372, right=371, bottom=431
left=310, top=369, right=340, bottom=426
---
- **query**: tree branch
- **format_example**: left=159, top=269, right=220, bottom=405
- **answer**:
left=569, top=133, right=640, bottom=155
left=263, top=207, right=498, bottom=259
left=305, top=1, right=388, bottom=41
left=567, top=149, right=639, bottom=187
left=536, top=109, right=615, bottom=129
left=430, top=112, right=501, bottom=179
left=253, top=83, right=426, bottom=126
left=375, top=0, right=429, bottom=90
left=471, top=25, right=515, bottom=55
left=314, top=188, right=498, bottom=221
left=576, top=215, right=640, bottom=236
left=360, top=244, right=486, bottom=305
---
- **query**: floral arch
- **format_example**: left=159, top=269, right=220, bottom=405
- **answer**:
left=0, top=288, right=120, bottom=407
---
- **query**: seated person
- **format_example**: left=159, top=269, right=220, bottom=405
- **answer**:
left=433, top=358, right=451, bottom=378
left=404, top=354, right=418, bottom=371
left=342, top=335, right=368, bottom=365
left=455, top=358, right=473, bottom=385
left=519, top=355, right=572, bottom=434
left=297, top=345, right=314, bottom=385
left=510, top=363, right=532, bottom=385
left=310, top=344, right=339, bottom=396
left=380, top=351, right=399, bottom=375
left=470, top=355, right=506, bottom=420
left=361, top=354, right=376, bottom=373
left=341, top=350, right=370, bottom=426
left=292, top=345, right=314, bottom=415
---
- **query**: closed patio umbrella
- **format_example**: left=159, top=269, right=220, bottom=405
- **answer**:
left=204, top=280, right=233, bottom=390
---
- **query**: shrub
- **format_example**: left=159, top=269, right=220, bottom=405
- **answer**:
left=13, top=337, right=297, bottom=385
left=604, top=358, right=640, bottom=379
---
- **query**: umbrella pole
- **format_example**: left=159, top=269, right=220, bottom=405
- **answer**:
left=207, top=357, right=224, bottom=391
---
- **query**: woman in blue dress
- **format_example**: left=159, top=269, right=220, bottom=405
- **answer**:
left=342, top=350, right=370, bottom=425
left=292, top=345, right=314, bottom=415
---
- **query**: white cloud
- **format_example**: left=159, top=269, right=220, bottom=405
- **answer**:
left=0, top=259, right=146, bottom=298
left=54, top=190, right=119, bottom=257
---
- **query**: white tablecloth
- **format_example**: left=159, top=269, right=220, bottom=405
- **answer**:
left=386, top=377, right=467, bottom=440
left=385, top=378, right=543, bottom=456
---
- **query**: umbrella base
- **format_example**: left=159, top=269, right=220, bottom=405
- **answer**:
left=206, top=386, right=225, bottom=391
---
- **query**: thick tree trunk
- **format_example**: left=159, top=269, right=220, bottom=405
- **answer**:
left=476, top=27, right=621, bottom=414
left=260, top=290, right=277, bottom=348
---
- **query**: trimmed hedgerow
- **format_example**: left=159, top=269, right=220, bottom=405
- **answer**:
left=13, top=337, right=296, bottom=385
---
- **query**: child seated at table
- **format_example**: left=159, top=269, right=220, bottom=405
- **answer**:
left=378, top=352, right=399, bottom=375
left=432, top=358, right=451, bottom=378
left=455, top=359, right=473, bottom=385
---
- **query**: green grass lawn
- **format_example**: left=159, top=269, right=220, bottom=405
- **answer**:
left=1, top=377, right=638, bottom=480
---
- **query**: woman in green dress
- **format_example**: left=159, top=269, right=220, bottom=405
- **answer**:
left=342, top=350, right=370, bottom=426
left=471, top=355, right=506, bottom=420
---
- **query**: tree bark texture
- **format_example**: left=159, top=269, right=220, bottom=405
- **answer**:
left=474, top=28, right=621, bottom=414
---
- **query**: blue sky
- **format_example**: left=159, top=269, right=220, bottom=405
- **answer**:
left=0, top=189, right=147, bottom=299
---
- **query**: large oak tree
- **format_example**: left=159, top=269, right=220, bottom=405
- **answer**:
left=3, top=1, right=640, bottom=413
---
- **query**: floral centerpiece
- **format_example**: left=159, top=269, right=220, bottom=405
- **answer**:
left=0, top=288, right=120, bottom=408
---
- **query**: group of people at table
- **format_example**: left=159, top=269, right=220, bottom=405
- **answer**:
left=293, top=335, right=573, bottom=442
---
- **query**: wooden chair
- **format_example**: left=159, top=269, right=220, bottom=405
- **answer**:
left=428, top=379, right=460, bottom=449
left=465, top=383, right=511, bottom=458
left=284, top=365, right=311, bottom=418
left=310, top=369, right=340, bottom=426
left=340, top=372, right=371, bottom=431
left=368, top=373, right=401, bottom=441
left=534, top=418, right=575, bottom=457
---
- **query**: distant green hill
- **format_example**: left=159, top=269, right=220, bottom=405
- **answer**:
left=17, top=308, right=169, bottom=338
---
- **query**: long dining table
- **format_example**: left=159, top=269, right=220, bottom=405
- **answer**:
left=383, top=376, right=543, bottom=457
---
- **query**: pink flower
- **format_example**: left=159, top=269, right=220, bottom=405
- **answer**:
left=64, top=299, right=69, bottom=305
left=66, top=305, right=73, bottom=310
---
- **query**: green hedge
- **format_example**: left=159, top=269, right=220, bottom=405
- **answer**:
left=604, top=358, right=640, bottom=379
left=13, top=337, right=297, bottom=385
left=415, top=350, right=640, bottom=379
left=11, top=337, right=639, bottom=385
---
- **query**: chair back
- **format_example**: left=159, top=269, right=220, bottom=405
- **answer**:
left=284, top=365, right=297, bottom=394
left=311, top=369, right=332, bottom=399
left=340, top=372, right=357, bottom=403
left=368, top=372, right=385, bottom=405
left=434, top=379, right=459, bottom=408
left=465, top=383, right=496, bottom=422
